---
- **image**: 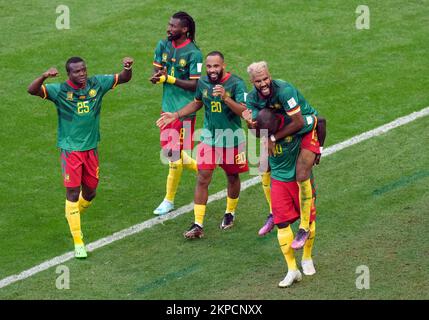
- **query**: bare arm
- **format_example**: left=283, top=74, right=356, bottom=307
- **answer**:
left=27, top=68, right=59, bottom=97
left=156, top=100, right=204, bottom=129
left=117, top=57, right=134, bottom=84
left=272, top=111, right=304, bottom=141
left=213, top=84, right=246, bottom=116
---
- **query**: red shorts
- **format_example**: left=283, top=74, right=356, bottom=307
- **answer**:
left=301, top=123, right=321, bottom=154
left=197, top=142, right=249, bottom=175
left=271, top=178, right=316, bottom=225
left=160, top=116, right=196, bottom=154
left=60, top=149, right=99, bottom=189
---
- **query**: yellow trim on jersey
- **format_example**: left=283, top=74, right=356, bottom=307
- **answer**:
left=112, top=74, right=119, bottom=89
left=189, top=75, right=201, bottom=79
left=41, top=85, right=47, bottom=99
left=286, top=105, right=301, bottom=116
left=153, top=62, right=163, bottom=68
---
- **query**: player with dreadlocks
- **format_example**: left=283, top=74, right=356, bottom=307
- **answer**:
left=150, top=12, right=203, bottom=215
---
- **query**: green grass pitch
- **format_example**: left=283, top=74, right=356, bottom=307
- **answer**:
left=0, top=0, right=428, bottom=299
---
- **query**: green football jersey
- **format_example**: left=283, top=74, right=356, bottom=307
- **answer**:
left=153, top=39, right=203, bottom=116
left=42, top=74, right=118, bottom=151
left=195, top=73, right=247, bottom=148
left=246, top=79, right=318, bottom=123
left=269, top=116, right=302, bottom=182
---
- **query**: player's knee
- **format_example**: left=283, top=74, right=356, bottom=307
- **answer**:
left=66, top=188, right=80, bottom=202
left=296, top=169, right=311, bottom=182
left=84, top=189, right=96, bottom=201
left=197, top=173, right=212, bottom=187
left=226, top=173, right=239, bottom=184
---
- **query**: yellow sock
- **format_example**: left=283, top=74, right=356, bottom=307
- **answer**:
left=226, top=196, right=239, bottom=214
left=78, top=192, right=92, bottom=215
left=165, top=159, right=183, bottom=202
left=298, top=179, right=312, bottom=231
left=277, top=226, right=297, bottom=271
left=261, top=171, right=272, bottom=212
left=194, top=204, right=206, bottom=226
left=65, top=200, right=83, bottom=245
left=181, top=150, right=197, bottom=172
left=302, top=221, right=316, bottom=260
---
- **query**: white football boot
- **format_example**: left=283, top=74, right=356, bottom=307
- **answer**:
left=153, top=199, right=174, bottom=215
left=301, top=259, right=316, bottom=276
left=278, top=269, right=302, bottom=288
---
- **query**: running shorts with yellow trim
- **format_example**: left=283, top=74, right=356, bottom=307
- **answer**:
left=196, top=142, right=249, bottom=174
left=271, top=178, right=316, bottom=225
left=60, top=149, right=99, bottom=189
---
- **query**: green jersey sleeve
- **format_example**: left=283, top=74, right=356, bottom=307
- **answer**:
left=153, top=40, right=164, bottom=68
left=245, top=92, right=260, bottom=119
left=44, top=83, right=61, bottom=102
left=279, top=86, right=301, bottom=116
left=188, top=49, right=203, bottom=79
left=94, top=74, right=117, bottom=95
left=233, top=80, right=247, bottom=104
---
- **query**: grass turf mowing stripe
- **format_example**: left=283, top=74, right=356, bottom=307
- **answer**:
left=0, top=106, right=428, bottom=290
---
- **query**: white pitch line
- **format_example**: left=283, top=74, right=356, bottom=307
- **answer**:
left=1, top=106, right=428, bottom=290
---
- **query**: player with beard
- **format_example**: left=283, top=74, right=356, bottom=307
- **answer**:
left=243, top=61, right=326, bottom=250
left=157, top=51, right=248, bottom=239
left=150, top=12, right=203, bottom=216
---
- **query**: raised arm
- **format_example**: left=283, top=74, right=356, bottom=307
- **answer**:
left=117, top=57, right=134, bottom=84
left=27, top=68, right=59, bottom=97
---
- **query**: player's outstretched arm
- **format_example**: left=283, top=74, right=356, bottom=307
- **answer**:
left=117, top=57, right=134, bottom=84
left=27, top=68, right=58, bottom=97
left=156, top=100, right=203, bottom=129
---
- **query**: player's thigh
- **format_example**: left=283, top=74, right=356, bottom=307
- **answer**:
left=81, top=149, right=99, bottom=190
left=60, top=150, right=83, bottom=188
left=271, top=179, right=299, bottom=225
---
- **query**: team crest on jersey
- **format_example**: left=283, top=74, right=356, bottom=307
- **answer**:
left=179, top=58, right=187, bottom=67
left=89, top=89, right=97, bottom=97
left=162, top=53, right=168, bottom=62
left=284, top=136, right=293, bottom=143
left=203, top=89, right=208, bottom=98
left=66, top=92, right=73, bottom=100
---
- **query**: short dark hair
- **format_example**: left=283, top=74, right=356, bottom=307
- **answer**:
left=65, top=57, right=85, bottom=73
left=172, top=11, right=196, bottom=42
left=256, top=108, right=279, bottom=135
left=206, top=51, right=224, bottom=61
